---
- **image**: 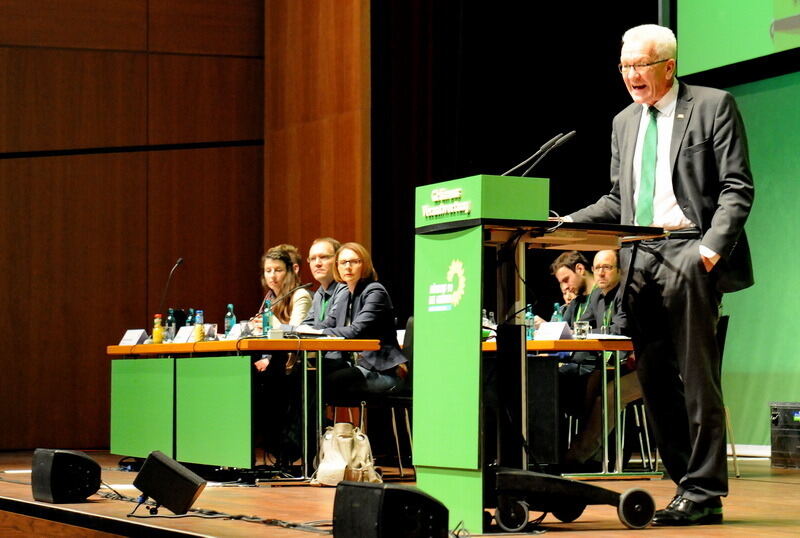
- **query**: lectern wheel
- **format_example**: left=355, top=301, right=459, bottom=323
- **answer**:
left=617, top=488, right=655, bottom=529
left=552, top=503, right=586, bottom=523
left=495, top=497, right=530, bottom=533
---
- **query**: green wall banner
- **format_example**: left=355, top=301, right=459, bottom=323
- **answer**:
left=723, top=71, right=800, bottom=446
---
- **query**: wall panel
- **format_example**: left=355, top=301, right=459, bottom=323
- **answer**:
left=265, top=112, right=368, bottom=246
left=0, top=0, right=146, bottom=51
left=0, top=2, right=264, bottom=451
left=147, top=146, right=264, bottom=324
left=0, top=48, right=147, bottom=153
left=265, top=0, right=370, bottom=254
left=0, top=153, right=147, bottom=449
left=149, top=55, right=263, bottom=145
left=149, top=0, right=263, bottom=56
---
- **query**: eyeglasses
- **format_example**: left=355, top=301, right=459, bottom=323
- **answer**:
left=592, top=264, right=617, bottom=272
left=618, top=58, right=669, bottom=74
left=338, top=258, right=363, bottom=267
left=307, top=255, right=333, bottom=263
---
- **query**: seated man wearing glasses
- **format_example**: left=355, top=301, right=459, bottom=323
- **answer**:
left=564, top=249, right=643, bottom=468
left=302, top=237, right=348, bottom=326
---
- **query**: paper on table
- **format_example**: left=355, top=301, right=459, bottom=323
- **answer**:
left=587, top=333, right=631, bottom=340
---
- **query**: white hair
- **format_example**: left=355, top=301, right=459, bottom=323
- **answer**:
left=622, top=24, right=677, bottom=60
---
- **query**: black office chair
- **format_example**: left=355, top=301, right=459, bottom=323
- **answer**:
left=716, top=314, right=740, bottom=478
left=328, top=317, right=414, bottom=478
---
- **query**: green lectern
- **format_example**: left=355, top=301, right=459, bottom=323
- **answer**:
left=412, top=174, right=549, bottom=531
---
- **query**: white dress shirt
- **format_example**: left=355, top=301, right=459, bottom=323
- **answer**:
left=632, top=81, right=694, bottom=231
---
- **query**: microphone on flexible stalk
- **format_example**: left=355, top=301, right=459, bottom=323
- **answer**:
left=256, top=282, right=314, bottom=314
left=501, top=133, right=563, bottom=176
left=156, top=257, right=184, bottom=317
left=520, top=130, right=576, bottom=177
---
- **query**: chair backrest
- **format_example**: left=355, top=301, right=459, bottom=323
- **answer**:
left=402, top=316, right=413, bottom=364
left=401, top=317, right=413, bottom=390
left=717, top=315, right=730, bottom=361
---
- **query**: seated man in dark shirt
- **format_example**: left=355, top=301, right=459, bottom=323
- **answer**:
left=550, top=251, right=597, bottom=376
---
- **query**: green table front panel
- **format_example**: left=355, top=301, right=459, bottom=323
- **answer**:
left=110, top=358, right=174, bottom=458
left=413, top=226, right=483, bottom=469
left=416, top=466, right=484, bottom=532
left=176, top=355, right=252, bottom=468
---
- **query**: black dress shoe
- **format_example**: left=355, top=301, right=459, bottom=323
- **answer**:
left=653, top=495, right=681, bottom=519
left=652, top=496, right=723, bottom=526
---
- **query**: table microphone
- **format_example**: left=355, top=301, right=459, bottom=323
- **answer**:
left=156, top=257, right=184, bottom=317
left=256, top=282, right=313, bottom=314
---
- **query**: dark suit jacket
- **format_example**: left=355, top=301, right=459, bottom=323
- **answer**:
left=569, top=82, right=755, bottom=293
left=318, top=280, right=407, bottom=372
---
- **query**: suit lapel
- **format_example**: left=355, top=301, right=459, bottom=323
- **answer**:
left=671, top=82, right=694, bottom=172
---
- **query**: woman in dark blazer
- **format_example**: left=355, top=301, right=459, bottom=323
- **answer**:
left=316, top=242, right=407, bottom=397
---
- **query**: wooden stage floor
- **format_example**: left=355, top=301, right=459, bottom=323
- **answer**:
left=1, top=451, right=799, bottom=536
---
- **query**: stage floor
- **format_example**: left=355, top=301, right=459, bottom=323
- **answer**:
left=1, top=451, right=799, bottom=536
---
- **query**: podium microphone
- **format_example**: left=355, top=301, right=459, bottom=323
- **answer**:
left=520, top=130, right=576, bottom=177
left=501, top=133, right=563, bottom=176
left=156, top=257, right=184, bottom=317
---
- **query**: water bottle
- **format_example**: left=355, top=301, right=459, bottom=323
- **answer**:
left=165, top=308, right=177, bottom=342
left=262, top=300, right=272, bottom=336
left=552, top=302, right=563, bottom=322
left=185, top=307, right=196, bottom=326
left=152, top=314, right=164, bottom=344
left=193, top=309, right=205, bottom=342
left=524, top=304, right=535, bottom=340
left=224, top=304, right=236, bottom=336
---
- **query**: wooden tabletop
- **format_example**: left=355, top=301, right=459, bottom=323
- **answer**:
left=107, top=338, right=381, bottom=356
left=481, top=338, right=634, bottom=352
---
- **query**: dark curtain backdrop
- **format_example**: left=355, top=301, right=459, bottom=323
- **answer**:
left=371, top=2, right=659, bottom=323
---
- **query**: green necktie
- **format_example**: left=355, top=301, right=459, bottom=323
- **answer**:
left=636, top=106, right=658, bottom=226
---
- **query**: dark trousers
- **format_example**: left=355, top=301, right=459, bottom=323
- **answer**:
left=621, top=238, right=727, bottom=502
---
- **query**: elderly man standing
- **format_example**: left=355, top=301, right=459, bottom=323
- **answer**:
left=566, top=24, right=754, bottom=525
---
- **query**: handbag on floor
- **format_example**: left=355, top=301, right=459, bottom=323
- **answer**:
left=311, top=407, right=382, bottom=486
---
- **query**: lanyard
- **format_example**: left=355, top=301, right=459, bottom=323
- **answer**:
left=319, top=296, right=330, bottom=321
left=574, top=298, right=588, bottom=322
left=602, top=299, right=615, bottom=328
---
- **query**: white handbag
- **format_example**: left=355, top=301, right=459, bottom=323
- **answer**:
left=311, top=412, right=382, bottom=486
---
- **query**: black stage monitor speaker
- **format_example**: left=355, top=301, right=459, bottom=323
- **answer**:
left=133, top=450, right=206, bottom=515
left=333, top=481, right=449, bottom=538
left=31, top=448, right=101, bottom=503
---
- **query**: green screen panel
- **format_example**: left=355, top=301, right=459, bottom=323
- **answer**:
left=678, top=1, right=800, bottom=76
left=413, top=226, right=483, bottom=469
left=416, top=466, right=484, bottom=532
left=110, top=358, right=174, bottom=458
left=721, top=71, right=800, bottom=445
left=176, top=355, right=252, bottom=467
